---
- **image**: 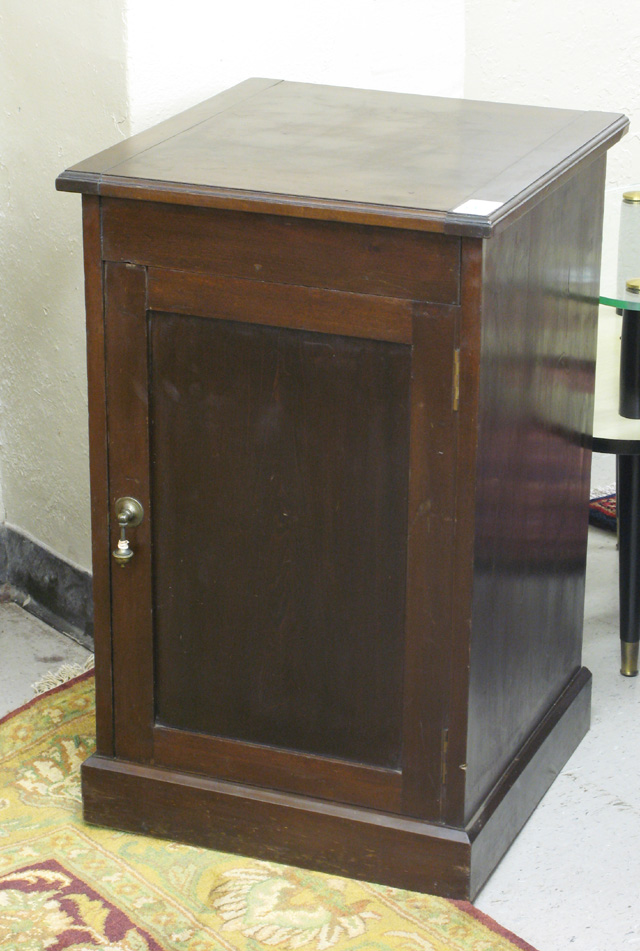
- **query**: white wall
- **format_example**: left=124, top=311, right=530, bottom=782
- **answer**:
left=0, top=2, right=128, bottom=569
left=464, top=0, right=640, bottom=187
left=125, top=0, right=466, bottom=133
left=1, top=0, right=637, bottom=576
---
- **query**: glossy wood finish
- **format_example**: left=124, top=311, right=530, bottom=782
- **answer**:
left=440, top=238, right=484, bottom=825
left=401, top=303, right=458, bottom=819
left=104, top=263, right=154, bottom=764
left=150, top=313, right=410, bottom=767
left=467, top=667, right=591, bottom=895
left=82, top=753, right=471, bottom=899
left=59, top=80, right=625, bottom=899
left=153, top=725, right=402, bottom=812
left=463, top=159, right=606, bottom=819
left=58, top=79, right=627, bottom=236
left=147, top=268, right=414, bottom=344
left=103, top=199, right=461, bottom=303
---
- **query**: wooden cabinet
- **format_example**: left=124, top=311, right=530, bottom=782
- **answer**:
left=57, top=79, right=627, bottom=899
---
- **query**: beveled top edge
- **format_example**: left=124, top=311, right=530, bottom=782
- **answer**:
left=56, top=79, right=629, bottom=236
left=445, top=111, right=629, bottom=236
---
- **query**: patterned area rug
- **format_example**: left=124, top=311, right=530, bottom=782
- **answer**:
left=0, top=674, right=538, bottom=951
left=589, top=493, right=617, bottom=532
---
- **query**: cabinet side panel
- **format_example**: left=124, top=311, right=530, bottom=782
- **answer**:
left=82, top=196, right=112, bottom=755
left=465, top=157, right=605, bottom=819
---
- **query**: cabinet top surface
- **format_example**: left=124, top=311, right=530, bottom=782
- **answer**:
left=57, top=78, right=627, bottom=235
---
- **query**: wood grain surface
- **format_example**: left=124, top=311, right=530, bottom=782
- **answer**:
left=463, top=158, right=605, bottom=820
left=104, top=199, right=460, bottom=303
left=57, top=80, right=627, bottom=235
left=150, top=312, right=410, bottom=770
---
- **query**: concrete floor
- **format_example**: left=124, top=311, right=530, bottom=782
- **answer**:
left=476, top=526, right=640, bottom=951
left=0, top=602, right=93, bottom=717
left=0, top=457, right=637, bottom=950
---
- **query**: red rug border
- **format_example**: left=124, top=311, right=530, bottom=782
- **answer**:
left=452, top=900, right=540, bottom=950
left=0, top=667, right=94, bottom=728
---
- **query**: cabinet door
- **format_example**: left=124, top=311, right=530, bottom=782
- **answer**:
left=104, top=261, right=458, bottom=819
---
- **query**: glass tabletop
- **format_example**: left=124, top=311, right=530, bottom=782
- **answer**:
left=600, top=184, right=640, bottom=312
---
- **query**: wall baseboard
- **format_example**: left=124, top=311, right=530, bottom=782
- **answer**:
left=0, top=524, right=93, bottom=649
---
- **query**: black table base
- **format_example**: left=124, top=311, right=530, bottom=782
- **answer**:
left=616, top=454, right=640, bottom=675
left=619, top=308, right=640, bottom=418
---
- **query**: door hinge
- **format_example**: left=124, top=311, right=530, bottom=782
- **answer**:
left=452, top=349, right=460, bottom=412
left=441, top=727, right=449, bottom=786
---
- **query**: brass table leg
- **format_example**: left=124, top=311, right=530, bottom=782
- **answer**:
left=621, top=641, right=639, bottom=677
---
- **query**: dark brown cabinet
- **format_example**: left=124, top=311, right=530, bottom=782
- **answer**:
left=57, top=79, right=627, bottom=899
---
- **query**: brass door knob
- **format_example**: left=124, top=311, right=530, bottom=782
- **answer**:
left=112, top=497, right=144, bottom=567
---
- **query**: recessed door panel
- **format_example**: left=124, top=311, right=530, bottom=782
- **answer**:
left=149, top=313, right=411, bottom=768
